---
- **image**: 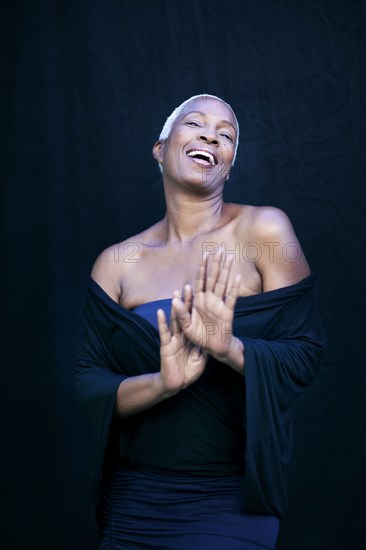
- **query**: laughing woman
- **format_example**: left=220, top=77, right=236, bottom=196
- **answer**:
left=76, top=94, right=326, bottom=549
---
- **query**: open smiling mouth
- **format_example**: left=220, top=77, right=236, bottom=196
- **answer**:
left=186, top=148, right=217, bottom=166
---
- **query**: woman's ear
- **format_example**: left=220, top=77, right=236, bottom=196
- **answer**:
left=152, top=140, right=165, bottom=165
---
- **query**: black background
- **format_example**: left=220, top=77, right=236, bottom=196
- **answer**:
left=1, top=1, right=365, bottom=549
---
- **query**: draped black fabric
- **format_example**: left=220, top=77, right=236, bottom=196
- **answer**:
left=76, top=275, right=326, bottom=519
left=2, top=1, right=365, bottom=549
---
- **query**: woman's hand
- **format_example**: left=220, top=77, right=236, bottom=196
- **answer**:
left=172, top=252, right=244, bottom=372
left=157, top=291, right=207, bottom=394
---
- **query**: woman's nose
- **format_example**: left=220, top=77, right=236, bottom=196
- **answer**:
left=198, top=133, right=219, bottom=145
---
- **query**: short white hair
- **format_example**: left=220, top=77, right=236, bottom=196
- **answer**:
left=158, top=94, right=239, bottom=172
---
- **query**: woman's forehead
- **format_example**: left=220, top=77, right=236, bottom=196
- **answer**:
left=180, top=97, right=237, bottom=125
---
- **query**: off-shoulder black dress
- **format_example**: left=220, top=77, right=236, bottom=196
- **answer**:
left=76, top=275, right=326, bottom=549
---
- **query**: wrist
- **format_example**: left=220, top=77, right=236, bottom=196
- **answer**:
left=213, top=336, right=245, bottom=373
left=153, top=372, right=180, bottom=399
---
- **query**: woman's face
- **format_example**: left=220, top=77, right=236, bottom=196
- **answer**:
left=154, top=97, right=238, bottom=190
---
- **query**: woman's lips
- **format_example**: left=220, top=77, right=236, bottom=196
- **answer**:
left=189, top=156, right=212, bottom=166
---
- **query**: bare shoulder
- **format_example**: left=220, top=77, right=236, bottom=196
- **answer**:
left=230, top=203, right=288, bottom=232
left=90, top=240, right=127, bottom=304
left=90, top=224, right=158, bottom=303
left=234, top=204, right=311, bottom=291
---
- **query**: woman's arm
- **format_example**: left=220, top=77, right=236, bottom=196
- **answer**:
left=90, top=246, right=207, bottom=419
left=90, top=248, right=174, bottom=418
left=114, top=372, right=176, bottom=418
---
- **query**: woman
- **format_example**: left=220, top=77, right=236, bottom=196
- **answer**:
left=77, top=94, right=326, bottom=549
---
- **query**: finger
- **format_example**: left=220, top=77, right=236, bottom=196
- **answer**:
left=225, top=274, right=242, bottom=310
left=157, top=309, right=171, bottom=345
left=214, top=254, right=234, bottom=298
left=205, top=251, right=221, bottom=292
left=194, top=258, right=207, bottom=294
left=183, top=284, right=193, bottom=314
left=170, top=290, right=181, bottom=335
left=172, top=297, right=191, bottom=332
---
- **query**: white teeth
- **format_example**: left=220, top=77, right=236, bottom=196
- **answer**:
left=187, top=149, right=215, bottom=165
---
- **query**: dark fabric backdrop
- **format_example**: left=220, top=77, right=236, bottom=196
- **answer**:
left=1, top=1, right=365, bottom=549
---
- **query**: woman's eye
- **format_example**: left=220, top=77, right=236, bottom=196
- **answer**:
left=186, top=121, right=200, bottom=126
left=221, top=133, right=233, bottom=141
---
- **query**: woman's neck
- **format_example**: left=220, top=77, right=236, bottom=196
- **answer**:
left=162, top=186, right=225, bottom=244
